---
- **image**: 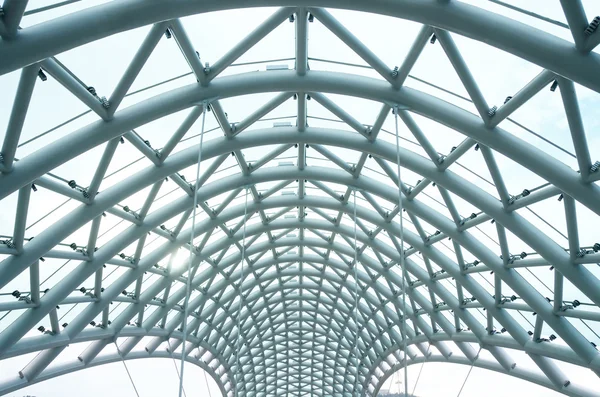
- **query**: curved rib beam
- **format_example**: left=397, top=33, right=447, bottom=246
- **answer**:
left=1, top=2, right=599, bottom=93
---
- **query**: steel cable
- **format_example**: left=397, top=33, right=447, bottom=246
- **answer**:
left=177, top=103, right=207, bottom=397
left=234, top=187, right=250, bottom=396
left=394, top=106, right=409, bottom=397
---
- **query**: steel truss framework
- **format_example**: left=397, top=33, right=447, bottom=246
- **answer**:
left=0, top=1, right=600, bottom=396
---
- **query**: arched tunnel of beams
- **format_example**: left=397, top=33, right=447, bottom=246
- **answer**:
left=1, top=2, right=600, bottom=397
left=2, top=160, right=600, bottom=396
left=2, top=128, right=600, bottom=396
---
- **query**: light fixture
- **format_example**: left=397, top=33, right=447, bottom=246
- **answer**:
left=584, top=16, right=600, bottom=36
left=266, top=64, right=289, bottom=71
left=550, top=80, right=558, bottom=92
left=308, top=13, right=314, bottom=22
left=37, top=68, right=47, bottom=81
left=504, top=96, right=512, bottom=104
left=31, top=183, right=37, bottom=192
left=430, top=34, right=437, bottom=44
left=68, top=180, right=77, bottom=189
left=98, top=96, right=110, bottom=108
left=165, top=29, right=172, bottom=39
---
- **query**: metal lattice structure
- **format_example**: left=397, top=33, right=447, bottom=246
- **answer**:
left=1, top=1, right=600, bottom=396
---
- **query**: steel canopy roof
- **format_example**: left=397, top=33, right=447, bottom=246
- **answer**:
left=0, top=1, right=600, bottom=396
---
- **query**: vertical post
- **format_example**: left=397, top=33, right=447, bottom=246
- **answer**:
left=296, top=8, right=308, bottom=76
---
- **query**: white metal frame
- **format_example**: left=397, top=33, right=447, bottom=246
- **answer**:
left=1, top=2, right=600, bottom=397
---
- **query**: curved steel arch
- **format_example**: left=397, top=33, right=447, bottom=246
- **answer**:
left=1, top=2, right=600, bottom=397
left=130, top=213, right=598, bottom=394
left=0, top=350, right=228, bottom=397
left=2, top=195, right=597, bottom=395
left=1, top=1, right=599, bottom=89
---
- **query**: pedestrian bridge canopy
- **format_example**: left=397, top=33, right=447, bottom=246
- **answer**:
left=0, top=1, right=600, bottom=396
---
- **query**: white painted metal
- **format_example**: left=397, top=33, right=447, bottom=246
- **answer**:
left=0, top=2, right=599, bottom=397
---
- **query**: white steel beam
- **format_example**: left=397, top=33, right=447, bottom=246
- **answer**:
left=557, top=77, right=593, bottom=181
left=40, top=58, right=109, bottom=120
left=0, top=0, right=28, bottom=38
left=559, top=0, right=588, bottom=50
left=433, top=29, right=490, bottom=122
left=12, top=184, right=31, bottom=253
left=107, top=21, right=168, bottom=116
left=87, top=138, right=120, bottom=199
left=169, top=19, right=207, bottom=85
left=208, top=7, right=293, bottom=81
left=0, top=64, right=38, bottom=173
left=1, top=1, right=600, bottom=94
left=295, top=8, right=308, bottom=76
